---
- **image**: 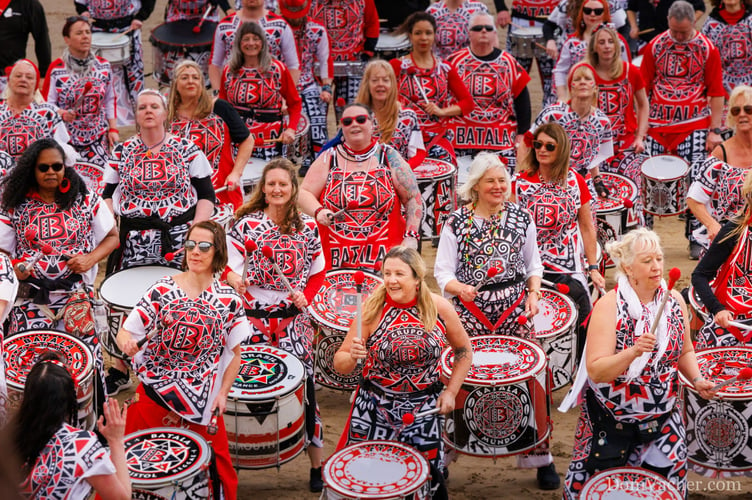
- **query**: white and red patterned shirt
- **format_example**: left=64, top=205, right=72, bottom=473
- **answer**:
left=104, top=135, right=212, bottom=220
left=594, top=62, right=644, bottom=150
left=74, top=0, right=140, bottom=19
left=373, top=108, right=424, bottom=163
left=43, top=57, right=117, bottom=149
left=510, top=0, right=559, bottom=19
left=291, top=19, right=331, bottom=89
left=0, top=150, right=13, bottom=175
left=309, top=0, right=380, bottom=61
left=170, top=114, right=234, bottom=190
left=448, top=47, right=530, bottom=151
left=532, top=102, right=613, bottom=176
left=515, top=169, right=591, bottom=274
left=166, top=0, right=221, bottom=22
left=0, top=102, right=72, bottom=160
left=688, top=158, right=749, bottom=224
left=641, top=30, right=725, bottom=133
left=702, top=8, right=752, bottom=94
left=0, top=191, right=114, bottom=286
left=124, top=277, right=249, bottom=425
left=21, top=423, right=116, bottom=500
left=210, top=11, right=299, bottom=71
left=0, top=253, right=18, bottom=426
left=426, top=1, right=489, bottom=61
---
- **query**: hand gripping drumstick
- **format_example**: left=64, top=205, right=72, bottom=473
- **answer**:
left=711, top=367, right=752, bottom=391
left=193, top=4, right=214, bottom=33
left=353, top=271, right=365, bottom=341
left=646, top=268, right=681, bottom=338
left=243, top=240, right=258, bottom=283
left=207, top=407, right=220, bottom=434
left=727, top=320, right=752, bottom=332
left=401, top=407, right=441, bottom=425
left=18, top=244, right=53, bottom=273
left=71, top=82, right=93, bottom=111
left=331, top=200, right=359, bottom=219
left=136, top=313, right=176, bottom=349
left=405, top=67, right=430, bottom=105
left=473, top=267, right=499, bottom=293
left=261, top=246, right=294, bottom=293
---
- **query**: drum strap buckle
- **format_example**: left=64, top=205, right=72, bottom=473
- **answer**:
left=162, top=412, right=182, bottom=427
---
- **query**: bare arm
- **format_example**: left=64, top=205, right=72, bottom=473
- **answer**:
left=211, top=344, right=241, bottom=415
left=386, top=147, right=422, bottom=245
left=687, top=198, right=722, bottom=242
left=333, top=310, right=376, bottom=375
left=578, top=202, right=605, bottom=289
left=585, top=291, right=641, bottom=382
left=193, top=199, right=214, bottom=224
left=436, top=295, right=472, bottom=413
left=88, top=399, right=131, bottom=500
left=209, top=64, right=222, bottom=92
left=298, top=153, right=334, bottom=225
left=226, top=134, right=255, bottom=190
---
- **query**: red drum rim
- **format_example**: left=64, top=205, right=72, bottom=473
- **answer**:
left=580, top=466, right=683, bottom=499
left=413, top=158, right=456, bottom=180
left=323, top=440, right=430, bottom=498
left=149, top=20, right=218, bottom=48
left=640, top=154, right=689, bottom=182
left=228, top=344, right=305, bottom=401
left=593, top=172, right=638, bottom=214
left=441, top=335, right=547, bottom=386
left=679, top=346, right=752, bottom=399
left=534, top=289, right=576, bottom=340
left=309, top=269, right=383, bottom=332
left=99, top=265, right=182, bottom=310
left=4, top=330, right=94, bottom=389
left=125, top=427, right=212, bottom=489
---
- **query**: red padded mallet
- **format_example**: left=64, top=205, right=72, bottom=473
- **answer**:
left=164, top=247, right=184, bottom=262
left=711, top=367, right=752, bottom=391
left=261, top=245, right=294, bottom=293
left=193, top=4, right=213, bottom=33
left=242, top=240, right=258, bottom=282
left=646, top=267, right=681, bottom=338
left=402, top=407, right=441, bottom=426
left=353, top=271, right=365, bottom=341
left=473, top=267, right=499, bottom=293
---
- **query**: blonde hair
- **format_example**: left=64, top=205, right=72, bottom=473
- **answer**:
left=726, top=85, right=752, bottom=129
left=606, top=228, right=663, bottom=277
left=167, top=60, right=215, bottom=123
left=568, top=63, right=599, bottom=106
left=362, top=246, right=438, bottom=332
left=457, top=152, right=511, bottom=204
left=517, top=122, right=572, bottom=183
left=587, top=26, right=623, bottom=80
left=236, top=158, right=304, bottom=234
left=356, top=60, right=400, bottom=144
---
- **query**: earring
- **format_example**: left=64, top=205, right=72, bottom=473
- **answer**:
left=59, top=177, right=70, bottom=193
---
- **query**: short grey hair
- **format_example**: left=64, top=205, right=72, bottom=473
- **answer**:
left=457, top=152, right=511, bottom=203
left=469, top=12, right=495, bottom=30
left=605, top=228, right=663, bottom=278
left=667, top=0, right=695, bottom=22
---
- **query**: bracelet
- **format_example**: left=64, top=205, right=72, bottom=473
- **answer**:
left=109, top=128, right=119, bottom=134
left=321, top=84, right=332, bottom=93
left=526, top=288, right=542, bottom=300
left=587, top=264, right=600, bottom=272
left=314, top=206, right=326, bottom=219
left=404, top=230, right=420, bottom=240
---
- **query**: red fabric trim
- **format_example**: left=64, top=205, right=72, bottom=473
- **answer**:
left=459, top=289, right=526, bottom=332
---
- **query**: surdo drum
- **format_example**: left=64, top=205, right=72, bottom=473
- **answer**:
left=580, top=466, right=683, bottom=499
left=241, top=158, right=266, bottom=203
left=640, top=155, right=689, bottom=216
left=224, top=344, right=306, bottom=469
left=98, top=265, right=182, bottom=360
left=374, top=32, right=411, bottom=60
left=441, top=335, right=550, bottom=457
left=310, top=269, right=382, bottom=390
left=679, top=347, right=752, bottom=476
left=73, top=161, right=105, bottom=197
left=125, top=427, right=213, bottom=499
left=149, top=20, right=217, bottom=87
left=322, top=441, right=430, bottom=500
left=413, top=158, right=456, bottom=243
left=592, top=172, right=639, bottom=268
left=508, top=26, right=545, bottom=60
left=91, top=32, right=131, bottom=66
left=532, top=288, right=577, bottom=390
left=4, top=330, right=95, bottom=430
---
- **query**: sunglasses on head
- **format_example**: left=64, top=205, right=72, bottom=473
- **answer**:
left=37, top=162, right=64, bottom=173
left=66, top=15, right=90, bottom=24
left=185, top=240, right=214, bottom=252
left=470, top=24, right=495, bottom=32
left=583, top=7, right=605, bottom=15
left=341, top=114, right=369, bottom=126
left=533, top=140, right=557, bottom=152
left=730, top=105, right=752, bottom=116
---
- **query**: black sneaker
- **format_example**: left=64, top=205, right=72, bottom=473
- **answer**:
left=298, top=163, right=310, bottom=177
left=537, top=463, right=561, bottom=490
left=689, top=242, right=703, bottom=261
left=105, top=367, right=133, bottom=396
left=309, top=467, right=323, bottom=493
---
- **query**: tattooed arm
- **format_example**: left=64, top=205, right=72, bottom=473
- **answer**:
left=386, top=146, right=423, bottom=249
left=435, top=294, right=472, bottom=414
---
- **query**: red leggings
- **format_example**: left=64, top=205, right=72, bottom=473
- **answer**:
left=126, top=385, right=238, bottom=500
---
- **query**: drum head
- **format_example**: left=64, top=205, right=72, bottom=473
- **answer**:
left=4, top=330, right=94, bottom=390
left=228, top=344, right=305, bottom=401
left=99, top=265, right=182, bottom=309
left=309, top=270, right=383, bottom=332
left=125, top=427, right=211, bottom=489
left=323, top=440, right=430, bottom=499
left=510, top=26, right=543, bottom=36
left=441, top=335, right=546, bottom=386
left=150, top=20, right=217, bottom=48
left=91, top=31, right=128, bottom=48
left=592, top=173, right=638, bottom=214
left=375, top=32, right=410, bottom=51
left=533, top=289, right=576, bottom=340
left=241, top=158, right=266, bottom=187
left=641, top=155, right=689, bottom=180
left=679, top=346, right=752, bottom=399
left=580, top=466, right=683, bottom=499
left=413, top=158, right=456, bottom=181
left=74, top=162, right=105, bottom=197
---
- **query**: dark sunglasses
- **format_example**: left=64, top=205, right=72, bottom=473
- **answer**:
left=730, top=105, right=752, bottom=116
left=185, top=240, right=214, bottom=252
left=37, top=162, right=65, bottom=173
left=341, top=114, right=369, bottom=126
left=66, top=15, right=91, bottom=24
left=583, top=7, right=605, bottom=15
left=470, top=24, right=495, bottom=32
left=533, top=140, right=557, bottom=152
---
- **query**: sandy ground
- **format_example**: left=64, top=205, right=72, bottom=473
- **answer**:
left=29, top=0, right=752, bottom=498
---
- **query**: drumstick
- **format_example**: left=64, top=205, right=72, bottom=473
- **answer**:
left=637, top=28, right=654, bottom=36
left=727, top=320, right=752, bottom=332
left=711, top=367, right=752, bottom=391
left=72, top=82, right=93, bottom=110
left=24, top=228, right=37, bottom=243
left=646, top=267, right=681, bottom=338
left=207, top=407, right=220, bottom=435
left=136, top=313, right=176, bottom=349
left=405, top=67, right=430, bottom=105
left=18, top=244, right=53, bottom=273
left=113, top=27, right=135, bottom=41
left=193, top=4, right=214, bottom=33
left=214, top=185, right=228, bottom=194
left=243, top=240, right=258, bottom=283
left=164, top=247, right=184, bottom=262
left=261, top=245, right=294, bottom=293
left=331, top=200, right=359, bottom=218
left=401, top=407, right=441, bottom=425
left=263, top=137, right=285, bottom=144
left=473, top=267, right=499, bottom=293
left=353, top=271, right=365, bottom=341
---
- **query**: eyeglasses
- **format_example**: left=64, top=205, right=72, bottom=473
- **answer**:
left=470, top=25, right=496, bottom=32
left=185, top=240, right=214, bottom=252
left=341, top=114, right=369, bottom=126
left=730, top=105, right=752, bottom=116
left=37, top=162, right=65, bottom=173
left=583, top=7, right=605, bottom=15
left=533, top=141, right=557, bottom=152
left=66, top=15, right=90, bottom=24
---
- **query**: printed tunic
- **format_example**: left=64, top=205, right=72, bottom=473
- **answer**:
left=0, top=102, right=72, bottom=160
left=309, top=0, right=380, bottom=62
left=594, top=62, right=644, bottom=151
left=702, top=7, right=752, bottom=94
left=373, top=108, right=424, bottom=164
left=124, top=277, right=249, bottom=425
left=0, top=253, right=18, bottom=426
left=426, top=0, right=490, bottom=61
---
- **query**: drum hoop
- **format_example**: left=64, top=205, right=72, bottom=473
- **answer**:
left=323, top=440, right=430, bottom=498
left=3, top=330, right=94, bottom=386
left=414, top=158, right=456, bottom=180
left=581, top=466, right=683, bottom=499
left=125, top=427, right=212, bottom=488
left=91, top=32, right=130, bottom=48
left=444, top=423, right=552, bottom=458
left=534, top=289, right=577, bottom=339
left=641, top=155, right=689, bottom=181
left=149, top=21, right=217, bottom=49
left=679, top=346, right=752, bottom=399
left=229, top=345, right=306, bottom=401
left=309, top=269, right=383, bottom=331
left=594, top=173, right=638, bottom=214
left=99, top=265, right=182, bottom=310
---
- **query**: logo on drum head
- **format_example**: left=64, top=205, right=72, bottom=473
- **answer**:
left=692, top=401, right=748, bottom=463
left=236, top=351, right=287, bottom=390
left=464, top=385, right=531, bottom=447
left=126, top=432, right=202, bottom=479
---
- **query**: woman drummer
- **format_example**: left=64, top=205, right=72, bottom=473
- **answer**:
left=168, top=59, right=254, bottom=210
left=563, top=228, right=716, bottom=498
left=333, top=246, right=473, bottom=499
left=117, top=220, right=248, bottom=500
left=43, top=15, right=118, bottom=169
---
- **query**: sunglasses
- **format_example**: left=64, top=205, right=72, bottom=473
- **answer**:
left=66, top=15, right=90, bottom=24
left=341, top=114, right=369, bottom=127
left=583, top=7, right=605, bottom=15
left=184, top=240, right=214, bottom=252
left=730, top=105, right=752, bottom=116
left=37, top=162, right=65, bottom=173
left=533, top=140, right=557, bottom=152
left=470, top=24, right=495, bottom=32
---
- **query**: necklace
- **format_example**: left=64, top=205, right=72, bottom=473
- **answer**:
left=338, top=143, right=377, bottom=209
left=143, top=133, right=167, bottom=158
left=461, top=204, right=504, bottom=269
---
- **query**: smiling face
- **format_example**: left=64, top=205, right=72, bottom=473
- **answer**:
left=368, top=66, right=392, bottom=105
left=340, top=106, right=374, bottom=149
left=383, top=257, right=420, bottom=304
left=34, top=148, right=65, bottom=197
left=473, top=166, right=508, bottom=208
left=241, top=32, right=263, bottom=61
left=175, top=65, right=203, bottom=100
left=729, top=93, right=752, bottom=130
left=64, top=20, right=92, bottom=57
left=136, top=93, right=167, bottom=131
left=262, top=167, right=293, bottom=209
left=409, top=20, right=435, bottom=55
left=184, top=227, right=216, bottom=275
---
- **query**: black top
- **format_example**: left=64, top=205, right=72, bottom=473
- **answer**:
left=626, top=0, right=706, bottom=43
left=213, top=99, right=251, bottom=144
left=0, top=0, right=52, bottom=75
left=691, top=221, right=741, bottom=316
left=373, top=0, right=430, bottom=29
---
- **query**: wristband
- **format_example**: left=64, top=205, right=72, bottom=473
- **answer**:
left=109, top=128, right=119, bottom=134
left=220, top=266, right=231, bottom=281
left=321, top=84, right=332, bottom=93
left=587, top=264, right=600, bottom=272
left=526, top=288, right=542, bottom=300
left=314, top=206, right=326, bottom=219
left=404, top=230, right=420, bottom=240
